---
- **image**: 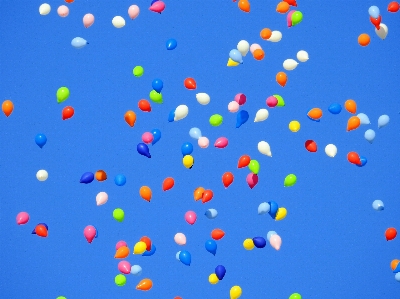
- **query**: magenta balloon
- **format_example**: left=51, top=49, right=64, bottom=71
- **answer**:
left=16, top=212, right=30, bottom=225
left=83, top=225, right=96, bottom=243
left=149, top=1, right=165, bottom=13
left=118, top=260, right=131, bottom=274
left=214, top=137, right=228, bottom=148
left=246, top=173, right=258, bottom=189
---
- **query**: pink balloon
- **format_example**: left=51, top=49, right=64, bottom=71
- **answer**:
left=83, top=225, right=96, bottom=243
left=83, top=13, right=95, bottom=28
left=270, top=234, right=282, bottom=250
left=228, top=101, right=239, bottom=113
left=174, top=233, right=186, bottom=245
left=118, top=260, right=131, bottom=274
left=266, top=96, right=278, bottom=108
left=184, top=211, right=197, bottom=225
left=57, top=5, right=69, bottom=17
left=96, top=192, right=108, bottom=206
left=234, top=93, right=247, bottom=105
left=149, top=1, right=166, bottom=13
left=287, top=10, right=295, bottom=27
left=142, top=132, right=154, bottom=144
left=250, top=44, right=261, bottom=54
left=246, top=173, right=258, bottom=189
left=214, top=137, right=228, bottom=149
left=16, top=212, right=29, bottom=225
left=115, top=240, right=127, bottom=250
left=128, top=5, right=140, bottom=19
left=198, top=137, right=209, bottom=148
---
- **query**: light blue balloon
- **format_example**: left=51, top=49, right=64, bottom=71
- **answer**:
left=130, top=265, right=142, bottom=275
left=229, top=49, right=243, bottom=64
left=372, top=200, right=384, bottom=211
left=357, top=113, right=370, bottom=125
left=368, top=6, right=380, bottom=19
left=378, top=115, right=389, bottom=128
left=175, top=251, right=181, bottom=261
left=205, top=209, right=218, bottom=219
left=189, top=127, right=202, bottom=139
left=258, top=202, right=270, bottom=215
left=71, top=37, right=88, bottom=49
left=364, top=129, right=375, bottom=143
left=267, top=231, right=277, bottom=242
left=395, top=272, right=400, bottom=282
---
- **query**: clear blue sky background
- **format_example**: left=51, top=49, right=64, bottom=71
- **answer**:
left=1, top=1, right=399, bottom=298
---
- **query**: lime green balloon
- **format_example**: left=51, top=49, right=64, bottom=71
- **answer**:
left=56, top=87, right=70, bottom=104
left=133, top=66, right=144, bottom=77
left=113, top=208, right=125, bottom=222
left=149, top=90, right=163, bottom=104
left=115, top=274, right=126, bottom=286
left=56, top=297, right=67, bottom=299
left=284, top=174, right=297, bottom=187
left=273, top=94, right=285, bottom=107
left=248, top=160, right=260, bottom=174
left=291, top=11, right=303, bottom=26
left=289, top=293, right=302, bottom=299
left=209, top=114, right=223, bottom=127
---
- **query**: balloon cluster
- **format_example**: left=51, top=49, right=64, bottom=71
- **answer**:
left=149, top=0, right=165, bottom=14
left=243, top=232, right=282, bottom=251
left=266, top=94, right=285, bottom=108
left=287, top=10, right=303, bottom=27
left=276, top=0, right=297, bottom=14
left=209, top=265, right=226, bottom=284
left=258, top=201, right=288, bottom=221
left=368, top=6, right=382, bottom=30
left=193, top=187, right=214, bottom=203
left=347, top=152, right=367, bottom=167
left=237, top=155, right=260, bottom=189
left=137, top=129, right=161, bottom=158
left=391, top=259, right=400, bottom=282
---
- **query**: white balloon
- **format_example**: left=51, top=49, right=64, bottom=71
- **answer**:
left=39, top=3, right=51, bottom=15
left=283, top=59, right=299, bottom=71
left=258, top=141, right=272, bottom=157
left=325, top=144, right=337, bottom=158
left=174, top=105, right=189, bottom=121
left=237, top=40, right=250, bottom=57
left=267, top=31, right=282, bottom=42
left=375, top=23, right=388, bottom=40
left=254, top=109, right=269, bottom=122
left=196, top=93, right=210, bottom=105
left=297, top=50, right=309, bottom=62
left=36, top=170, right=48, bottom=181
left=112, top=16, right=125, bottom=28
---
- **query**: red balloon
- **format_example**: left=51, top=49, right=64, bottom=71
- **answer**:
left=369, top=15, right=381, bottom=30
left=385, top=227, right=397, bottom=241
left=237, top=155, right=251, bottom=168
left=62, top=106, right=75, bottom=120
left=184, top=78, right=196, bottom=90
left=162, top=177, right=175, bottom=191
left=222, top=172, right=234, bottom=188
left=202, top=189, right=213, bottom=203
left=305, top=140, right=317, bottom=152
left=283, top=0, right=297, bottom=6
left=347, top=152, right=361, bottom=165
left=140, top=236, right=152, bottom=251
left=35, top=224, right=48, bottom=237
left=388, top=1, right=400, bottom=12
left=138, top=99, right=151, bottom=112
left=211, top=228, right=225, bottom=240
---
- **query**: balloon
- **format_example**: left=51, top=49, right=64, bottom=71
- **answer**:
left=307, top=108, right=323, bottom=121
left=344, top=99, right=357, bottom=114
left=133, top=241, right=147, bottom=254
left=115, top=274, right=126, bottom=286
left=142, top=132, right=154, bottom=144
left=284, top=0, right=298, bottom=6
left=142, top=243, right=156, bottom=256
left=140, top=236, right=152, bottom=251
left=131, top=265, right=142, bottom=275
left=136, top=279, right=153, bottom=291
left=179, top=250, right=191, bottom=266
left=274, top=94, right=285, bottom=107
left=388, top=2, right=400, bottom=12
left=234, top=93, right=247, bottom=105
left=228, top=101, right=240, bottom=112
left=275, top=207, right=287, bottom=221
left=62, top=106, right=74, bottom=120
left=276, top=72, right=287, bottom=87
left=150, top=129, right=161, bottom=145
left=139, top=186, right=152, bottom=202
left=83, top=13, right=95, bottom=28
left=289, top=293, right=302, bottom=299
left=128, top=5, right=140, bottom=19
left=185, top=211, right=197, bottom=225
left=297, top=50, right=309, bottom=62
left=243, top=238, right=255, bottom=250
left=215, top=137, right=228, bottom=148
left=133, top=66, right=144, bottom=77
left=112, top=16, right=126, bottom=28
left=2, top=100, right=13, bottom=117
left=215, top=265, right=226, bottom=280
left=210, top=114, right=223, bottom=126
left=283, top=59, right=298, bottom=70
left=358, top=33, right=371, bottom=46
left=71, top=37, right=88, bottom=49
left=248, top=160, right=260, bottom=174
left=260, top=28, right=272, bottom=40
left=395, top=273, right=400, bottom=282
left=237, top=40, right=250, bottom=56
left=57, top=5, right=69, bottom=17
left=328, top=103, right=342, bottom=114
left=378, top=115, right=390, bottom=128
left=149, top=90, right=163, bottom=104
left=173, top=105, right=188, bottom=121
left=236, top=110, right=249, bottom=128
left=194, top=187, right=205, bottom=201
left=36, top=169, right=49, bottom=182
left=118, top=261, right=131, bottom=274
left=181, top=142, right=194, bottom=156
left=375, top=23, right=388, bottom=39
left=183, top=155, right=194, bottom=169
left=276, top=2, right=290, bottom=14
left=347, top=152, right=361, bottom=165
left=189, top=127, right=202, bottom=139
left=268, top=31, right=282, bottom=42
left=211, top=229, right=225, bottom=240
left=268, top=201, right=279, bottom=218
left=222, top=172, right=234, bottom=188
left=184, top=78, right=196, bottom=90
left=166, top=38, right=177, bottom=50
left=246, top=173, right=258, bottom=189
left=254, top=109, right=269, bottom=122
left=284, top=174, right=297, bottom=187
left=39, top=3, right=51, bottom=15
left=288, top=120, right=300, bottom=132
left=253, top=49, right=265, bottom=60
left=357, top=113, right=370, bottom=124
left=116, top=240, right=127, bottom=250
left=202, top=190, right=214, bottom=204
left=238, top=0, right=250, bottom=12
left=152, top=79, right=163, bottom=93
left=347, top=116, right=360, bottom=131
left=267, top=231, right=277, bottom=241
left=113, top=208, right=125, bottom=222
left=258, top=202, right=270, bottom=215
left=56, top=87, right=70, bottom=104
left=162, top=177, right=174, bottom=191
left=96, top=192, right=108, bottom=206
left=364, top=129, right=375, bottom=143
left=83, top=225, right=96, bottom=243
left=372, top=200, right=384, bottom=211
left=385, top=228, right=397, bottom=241
left=35, top=134, right=47, bottom=148
left=358, top=157, right=368, bottom=168
left=325, top=144, right=337, bottom=158
left=305, top=140, right=317, bottom=152
left=205, top=240, right=217, bottom=255
left=149, top=1, right=165, bottom=13
left=114, top=174, right=126, bottom=186
left=137, top=143, right=151, bottom=158
left=198, top=137, right=209, bottom=148
left=266, top=96, right=278, bottom=108
left=238, top=155, right=251, bottom=168
left=209, top=273, right=219, bottom=284
left=124, top=110, right=137, bottom=127
left=391, top=260, right=400, bottom=271
left=80, top=172, right=93, bottom=184
left=229, top=49, right=243, bottom=64
left=249, top=43, right=261, bottom=54
left=115, top=246, right=130, bottom=258
left=16, top=212, right=29, bottom=225
left=174, top=233, right=186, bottom=245
left=291, top=11, right=303, bottom=26
left=368, top=6, right=380, bottom=19
left=253, top=237, right=266, bottom=248
left=196, top=93, right=210, bottom=105
left=270, top=234, right=282, bottom=250
left=227, top=59, right=239, bottom=67
left=230, top=286, right=242, bottom=299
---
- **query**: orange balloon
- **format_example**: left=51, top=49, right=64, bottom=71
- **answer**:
left=124, top=110, right=136, bottom=127
left=347, top=116, right=361, bottom=131
left=140, top=186, right=152, bottom=202
left=344, top=99, right=357, bottom=114
left=140, top=236, right=152, bottom=251
left=253, top=49, right=265, bottom=60
left=136, top=278, right=153, bottom=291
left=260, top=28, right=272, bottom=40
left=162, top=177, right=175, bottom=191
left=202, top=190, right=214, bottom=204
left=95, top=170, right=107, bottom=182
left=115, top=245, right=130, bottom=258
left=65, top=0, right=74, bottom=3
left=35, top=224, right=48, bottom=237
left=391, top=259, right=400, bottom=271
left=276, top=72, right=287, bottom=87
left=307, top=108, right=323, bottom=120
left=194, top=187, right=205, bottom=201
left=276, top=1, right=290, bottom=13
left=358, top=34, right=370, bottom=47
left=222, top=172, right=234, bottom=188
left=174, top=297, right=183, bottom=299
left=238, top=0, right=250, bottom=12
left=2, top=100, right=14, bottom=117
left=211, top=229, right=225, bottom=240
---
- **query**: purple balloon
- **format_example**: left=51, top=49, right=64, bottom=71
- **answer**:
left=137, top=143, right=151, bottom=158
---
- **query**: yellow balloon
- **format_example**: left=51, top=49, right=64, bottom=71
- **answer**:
left=230, top=286, right=242, bottom=299
left=227, top=58, right=239, bottom=67
left=289, top=120, right=300, bottom=132
left=133, top=241, right=147, bottom=254
left=183, top=155, right=194, bottom=169
left=209, top=273, right=219, bottom=284
left=243, top=238, right=255, bottom=250
left=275, top=207, right=287, bottom=221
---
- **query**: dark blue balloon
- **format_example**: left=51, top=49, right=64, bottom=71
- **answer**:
left=179, top=250, right=191, bottom=266
left=168, top=109, right=175, bottom=122
left=32, top=223, right=48, bottom=234
left=94, top=226, right=98, bottom=238
left=151, top=0, right=159, bottom=5
left=35, top=133, right=47, bottom=148
left=80, top=172, right=94, bottom=184
left=152, top=79, right=163, bottom=93
left=268, top=201, right=279, bottom=219
left=307, top=114, right=320, bottom=122
left=137, top=143, right=151, bottom=158
left=215, top=265, right=226, bottom=280
left=142, top=244, right=156, bottom=256
left=114, top=174, right=126, bottom=186
left=328, top=103, right=342, bottom=114
left=166, top=38, right=177, bottom=50
left=236, top=110, right=249, bottom=128
left=151, top=129, right=161, bottom=145
left=252, top=237, right=266, bottom=248
left=205, top=240, right=217, bottom=255
left=181, top=142, right=194, bottom=156
left=356, top=156, right=367, bottom=167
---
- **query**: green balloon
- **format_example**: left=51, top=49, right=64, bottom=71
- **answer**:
left=273, top=94, right=285, bottom=107
left=133, top=66, right=144, bottom=77
left=115, top=274, right=126, bottom=286
left=209, top=114, right=223, bottom=127
left=149, top=90, right=163, bottom=104
left=291, top=11, right=303, bottom=26
left=56, top=87, right=70, bottom=104
left=56, top=297, right=67, bottom=299
left=113, top=208, right=125, bottom=222
left=289, top=293, right=302, bottom=299
left=284, top=174, right=297, bottom=187
left=248, top=160, right=260, bottom=174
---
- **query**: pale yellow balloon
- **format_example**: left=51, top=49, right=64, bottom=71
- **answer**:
left=230, top=286, right=242, bottom=299
left=289, top=120, right=300, bottom=132
left=209, top=273, right=219, bottom=284
left=275, top=207, right=287, bottom=221
left=133, top=241, right=147, bottom=254
left=243, top=238, right=254, bottom=250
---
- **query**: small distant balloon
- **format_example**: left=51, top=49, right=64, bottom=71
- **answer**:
left=2, top=100, right=14, bottom=117
left=151, top=129, right=161, bottom=145
left=215, top=265, right=226, bottom=280
left=137, top=143, right=151, bottom=158
left=184, top=211, right=197, bottom=225
left=149, top=1, right=165, bottom=13
left=236, top=110, right=249, bottom=128
left=179, top=250, right=191, bottom=266
left=325, top=144, right=337, bottom=158
left=162, top=177, right=175, bottom=191
left=71, top=37, right=88, bottom=49
left=113, top=208, right=125, bottom=222
left=284, top=174, right=297, bottom=187
left=57, top=5, right=69, bottom=17
left=174, top=233, right=186, bottom=245
left=96, top=192, right=108, bottom=206
left=166, top=38, right=177, bottom=50
left=112, top=16, right=125, bottom=28
left=128, top=5, right=140, bottom=19
left=378, top=115, right=389, bottom=128
left=131, top=265, right=142, bottom=275
left=357, top=113, right=370, bottom=124
left=35, top=134, right=47, bottom=148
left=372, top=200, right=384, bottom=211
left=368, top=6, right=380, bottom=19
left=39, top=3, right=51, bottom=15
left=36, top=170, right=48, bottom=182
left=254, top=109, right=269, bottom=122
left=276, top=72, right=287, bottom=87
left=328, top=103, right=342, bottom=114
left=184, top=78, right=197, bottom=90
left=189, top=127, right=202, bottom=139
left=114, top=174, right=126, bottom=186
left=258, top=202, right=270, bottom=215
left=198, top=137, right=209, bottom=148
left=229, top=49, right=243, bottom=64
left=181, top=142, right=194, bottom=156
left=152, top=79, right=163, bottom=93
left=62, top=106, right=74, bottom=120
left=267, top=231, right=277, bottom=241
left=118, top=261, right=131, bottom=274
left=83, top=225, right=96, bottom=243
left=196, top=93, right=211, bottom=105
left=297, top=50, right=309, bottom=62
left=388, top=2, right=400, bottom=12
left=205, top=209, right=218, bottom=219
left=136, top=278, right=153, bottom=291
left=16, top=212, right=30, bottom=225
left=364, top=129, right=376, bottom=143
left=83, top=13, right=95, bottom=28
left=80, top=172, right=94, bottom=184
left=230, top=285, right=242, bottom=299
left=215, top=137, right=228, bottom=149
left=205, top=240, right=217, bottom=255
left=246, top=173, right=258, bottom=189
left=385, top=227, right=397, bottom=241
